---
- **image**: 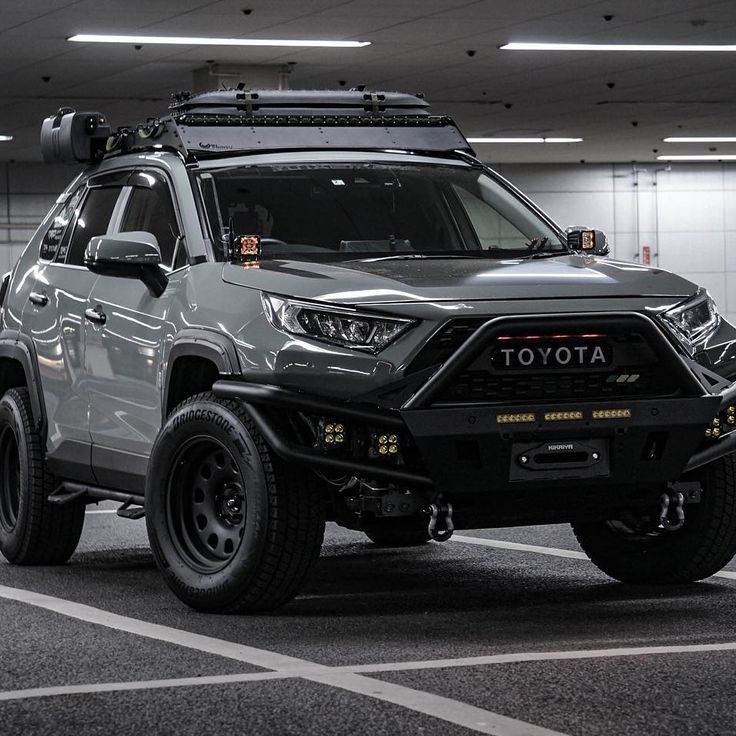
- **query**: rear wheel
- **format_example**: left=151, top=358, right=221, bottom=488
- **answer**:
left=0, top=387, right=84, bottom=564
left=146, top=392, right=325, bottom=613
left=364, top=517, right=430, bottom=547
left=572, top=454, right=736, bottom=584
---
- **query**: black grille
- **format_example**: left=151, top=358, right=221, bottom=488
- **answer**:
left=408, top=317, right=685, bottom=405
left=440, top=368, right=672, bottom=404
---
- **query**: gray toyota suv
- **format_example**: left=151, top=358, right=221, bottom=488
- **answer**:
left=1, top=89, right=735, bottom=612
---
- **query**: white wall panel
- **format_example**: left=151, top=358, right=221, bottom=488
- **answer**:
left=657, top=232, right=724, bottom=274
left=656, top=191, right=724, bottom=233
left=525, top=192, right=615, bottom=233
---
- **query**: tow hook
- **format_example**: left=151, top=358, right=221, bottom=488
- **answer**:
left=658, top=491, right=685, bottom=532
left=428, top=502, right=454, bottom=542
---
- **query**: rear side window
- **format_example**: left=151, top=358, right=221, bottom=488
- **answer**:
left=40, top=186, right=85, bottom=260
left=120, top=180, right=180, bottom=269
left=62, top=187, right=122, bottom=265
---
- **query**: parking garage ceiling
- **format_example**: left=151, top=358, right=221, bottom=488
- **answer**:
left=3, top=0, right=736, bottom=163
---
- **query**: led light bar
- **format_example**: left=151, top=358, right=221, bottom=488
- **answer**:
left=544, top=411, right=583, bottom=422
left=657, top=155, right=736, bottom=161
left=68, top=34, right=371, bottom=48
left=496, top=413, right=536, bottom=424
left=0, top=135, right=12, bottom=142
left=663, top=137, right=736, bottom=143
left=466, top=137, right=583, bottom=144
left=592, top=409, right=632, bottom=420
left=501, top=42, right=736, bottom=52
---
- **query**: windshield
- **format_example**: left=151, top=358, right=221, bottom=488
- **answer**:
left=198, top=161, right=566, bottom=262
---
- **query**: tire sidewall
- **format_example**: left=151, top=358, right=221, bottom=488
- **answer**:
left=146, top=398, right=271, bottom=607
left=0, top=391, right=32, bottom=560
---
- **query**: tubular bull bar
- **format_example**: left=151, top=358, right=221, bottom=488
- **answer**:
left=212, top=311, right=736, bottom=489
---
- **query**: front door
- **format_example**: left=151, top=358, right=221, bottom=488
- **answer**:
left=85, top=169, right=187, bottom=491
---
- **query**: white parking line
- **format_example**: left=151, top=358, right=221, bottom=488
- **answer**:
left=85, top=510, right=118, bottom=515
left=452, top=534, right=736, bottom=579
left=452, top=535, right=587, bottom=560
left=347, top=641, right=736, bottom=674
left=0, top=672, right=290, bottom=702
left=0, top=584, right=566, bottom=736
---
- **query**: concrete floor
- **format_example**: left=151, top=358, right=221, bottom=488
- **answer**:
left=2, top=504, right=736, bottom=735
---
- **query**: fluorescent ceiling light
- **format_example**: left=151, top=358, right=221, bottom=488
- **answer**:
left=0, top=135, right=12, bottom=142
left=68, top=34, right=370, bottom=48
left=501, top=42, right=736, bottom=52
left=663, top=136, right=736, bottom=143
left=467, top=137, right=583, bottom=143
left=657, top=154, right=736, bottom=161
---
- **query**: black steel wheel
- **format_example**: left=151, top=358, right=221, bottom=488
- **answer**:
left=0, top=387, right=84, bottom=564
left=167, top=438, right=246, bottom=574
left=147, top=392, right=325, bottom=613
left=572, top=453, right=736, bottom=584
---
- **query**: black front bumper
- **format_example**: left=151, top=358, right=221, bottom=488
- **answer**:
left=213, top=382, right=726, bottom=488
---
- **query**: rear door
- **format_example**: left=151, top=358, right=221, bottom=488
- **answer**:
left=84, top=168, right=188, bottom=490
left=20, top=174, right=126, bottom=478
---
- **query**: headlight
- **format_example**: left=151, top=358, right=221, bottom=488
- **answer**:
left=660, top=289, right=720, bottom=352
left=262, top=293, right=415, bottom=353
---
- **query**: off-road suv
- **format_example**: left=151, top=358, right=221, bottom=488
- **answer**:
left=1, top=89, right=736, bottom=612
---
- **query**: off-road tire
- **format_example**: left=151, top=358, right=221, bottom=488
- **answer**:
left=572, top=453, right=736, bottom=584
left=364, top=518, right=431, bottom=547
left=0, top=387, right=84, bottom=564
left=146, top=392, right=325, bottom=613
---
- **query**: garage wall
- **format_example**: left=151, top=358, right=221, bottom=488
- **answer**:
left=495, top=162, right=736, bottom=322
left=1, top=160, right=734, bottom=321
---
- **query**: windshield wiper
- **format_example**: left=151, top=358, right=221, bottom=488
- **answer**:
left=523, top=236, right=568, bottom=259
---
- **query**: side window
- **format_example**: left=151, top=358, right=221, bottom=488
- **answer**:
left=40, top=186, right=85, bottom=261
left=63, top=187, right=122, bottom=266
left=120, top=178, right=180, bottom=269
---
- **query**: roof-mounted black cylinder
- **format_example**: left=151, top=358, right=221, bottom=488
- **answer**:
left=40, top=109, right=111, bottom=164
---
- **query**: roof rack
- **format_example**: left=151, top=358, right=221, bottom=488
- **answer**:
left=40, top=88, right=473, bottom=164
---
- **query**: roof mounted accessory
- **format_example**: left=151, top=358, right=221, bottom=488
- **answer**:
left=40, top=108, right=111, bottom=163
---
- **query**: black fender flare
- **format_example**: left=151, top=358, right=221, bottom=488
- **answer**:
left=0, top=331, right=46, bottom=435
left=163, top=329, right=241, bottom=417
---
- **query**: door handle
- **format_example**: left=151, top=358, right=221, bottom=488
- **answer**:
left=29, top=292, right=48, bottom=307
left=84, top=306, right=106, bottom=325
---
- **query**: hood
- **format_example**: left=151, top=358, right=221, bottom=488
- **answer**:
left=221, top=254, right=697, bottom=306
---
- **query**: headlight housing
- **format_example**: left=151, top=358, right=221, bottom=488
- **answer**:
left=262, top=293, right=415, bottom=353
left=660, top=289, right=720, bottom=353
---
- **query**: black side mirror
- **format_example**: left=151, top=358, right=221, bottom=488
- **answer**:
left=84, top=232, right=168, bottom=297
left=566, top=226, right=609, bottom=257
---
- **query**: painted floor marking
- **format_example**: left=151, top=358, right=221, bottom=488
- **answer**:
left=311, top=672, right=566, bottom=736
left=0, top=584, right=313, bottom=673
left=452, top=534, right=736, bottom=579
left=347, top=641, right=736, bottom=674
left=85, top=509, right=118, bottom=515
left=0, top=672, right=290, bottom=702
left=0, top=584, right=564, bottom=736
left=452, top=535, right=588, bottom=560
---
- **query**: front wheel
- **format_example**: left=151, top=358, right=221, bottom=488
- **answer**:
left=146, top=393, right=325, bottom=613
left=572, top=454, right=736, bottom=584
